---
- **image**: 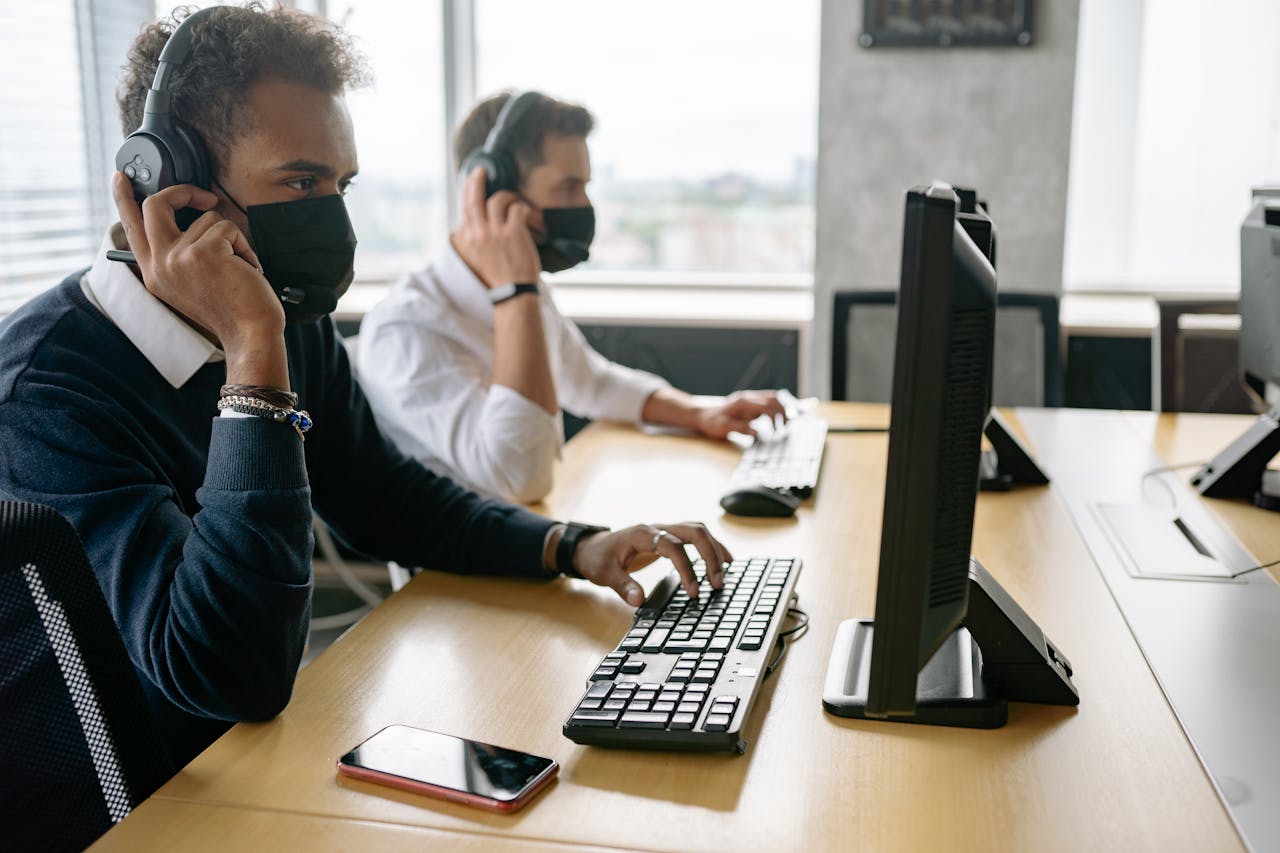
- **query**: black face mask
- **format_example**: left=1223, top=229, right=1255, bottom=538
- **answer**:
left=217, top=180, right=358, bottom=324
left=535, top=206, right=594, bottom=273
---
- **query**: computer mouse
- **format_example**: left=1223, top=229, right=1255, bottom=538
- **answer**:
left=719, top=485, right=802, bottom=518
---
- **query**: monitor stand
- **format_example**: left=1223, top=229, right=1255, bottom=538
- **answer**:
left=1189, top=404, right=1280, bottom=511
left=979, top=409, right=1050, bottom=491
left=822, top=558, right=1079, bottom=728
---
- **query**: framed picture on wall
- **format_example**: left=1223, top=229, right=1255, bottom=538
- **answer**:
left=860, top=0, right=1035, bottom=48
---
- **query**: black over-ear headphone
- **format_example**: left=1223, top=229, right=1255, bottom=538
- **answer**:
left=115, top=7, right=215, bottom=229
left=459, top=91, right=542, bottom=198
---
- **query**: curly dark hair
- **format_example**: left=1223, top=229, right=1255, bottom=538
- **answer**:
left=117, top=3, right=370, bottom=171
left=452, top=91, right=594, bottom=179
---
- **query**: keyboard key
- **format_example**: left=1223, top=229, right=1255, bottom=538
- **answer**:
left=619, top=636, right=644, bottom=652
left=641, top=629, right=670, bottom=653
left=577, top=699, right=604, bottom=711
left=738, top=637, right=763, bottom=650
left=621, top=660, right=646, bottom=674
left=704, top=713, right=732, bottom=731
left=619, top=711, right=672, bottom=729
left=571, top=711, right=621, bottom=727
left=664, top=639, right=708, bottom=653
left=652, top=701, right=676, bottom=714
left=586, top=683, right=612, bottom=700
left=591, top=667, right=618, bottom=681
left=677, top=701, right=703, bottom=715
left=667, top=669, right=693, bottom=683
left=670, top=713, right=697, bottom=730
left=603, top=699, right=627, bottom=712
left=708, top=637, right=732, bottom=651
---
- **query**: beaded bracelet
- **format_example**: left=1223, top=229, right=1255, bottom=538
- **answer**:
left=220, top=383, right=299, bottom=409
left=217, top=395, right=313, bottom=441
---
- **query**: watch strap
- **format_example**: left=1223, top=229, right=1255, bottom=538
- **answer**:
left=557, top=522, right=609, bottom=578
left=491, top=282, right=539, bottom=305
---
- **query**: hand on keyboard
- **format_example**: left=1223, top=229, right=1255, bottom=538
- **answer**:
left=568, top=522, right=731, bottom=606
left=693, top=390, right=788, bottom=440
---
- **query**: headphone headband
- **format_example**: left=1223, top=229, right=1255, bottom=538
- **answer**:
left=140, top=6, right=219, bottom=128
left=482, top=90, right=541, bottom=155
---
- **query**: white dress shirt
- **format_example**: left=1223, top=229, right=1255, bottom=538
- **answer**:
left=356, top=242, right=669, bottom=503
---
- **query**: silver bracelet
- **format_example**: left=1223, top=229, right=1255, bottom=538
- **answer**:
left=217, top=395, right=314, bottom=441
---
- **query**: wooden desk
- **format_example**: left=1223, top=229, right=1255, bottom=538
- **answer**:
left=94, top=404, right=1253, bottom=851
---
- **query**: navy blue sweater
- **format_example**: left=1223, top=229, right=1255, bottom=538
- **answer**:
left=0, top=273, right=555, bottom=769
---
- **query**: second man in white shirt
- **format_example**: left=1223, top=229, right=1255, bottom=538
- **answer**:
left=358, top=91, right=786, bottom=503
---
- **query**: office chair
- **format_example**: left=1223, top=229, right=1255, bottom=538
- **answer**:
left=0, top=501, right=171, bottom=852
left=1154, top=299, right=1253, bottom=414
left=831, top=290, right=1064, bottom=406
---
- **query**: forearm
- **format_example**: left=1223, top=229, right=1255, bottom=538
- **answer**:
left=492, top=297, right=557, bottom=414
left=148, top=417, right=315, bottom=720
left=640, top=386, right=704, bottom=430
left=223, top=326, right=290, bottom=390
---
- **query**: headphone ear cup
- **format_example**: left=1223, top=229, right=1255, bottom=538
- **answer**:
left=115, top=132, right=175, bottom=202
left=461, top=149, right=519, bottom=199
left=173, top=122, right=212, bottom=192
left=114, top=122, right=212, bottom=230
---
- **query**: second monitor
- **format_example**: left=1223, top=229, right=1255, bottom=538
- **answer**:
left=822, top=184, right=1079, bottom=728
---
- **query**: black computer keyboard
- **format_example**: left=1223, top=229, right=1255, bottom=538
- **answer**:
left=727, top=416, right=828, bottom=498
left=563, top=557, right=803, bottom=753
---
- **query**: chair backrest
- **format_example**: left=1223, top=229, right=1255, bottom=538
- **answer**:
left=831, top=290, right=1064, bottom=406
left=1154, top=299, right=1254, bottom=414
left=0, top=501, right=170, bottom=851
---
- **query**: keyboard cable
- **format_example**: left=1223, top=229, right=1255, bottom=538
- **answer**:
left=763, top=594, right=810, bottom=679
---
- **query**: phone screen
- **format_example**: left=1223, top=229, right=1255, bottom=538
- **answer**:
left=339, top=725, right=556, bottom=804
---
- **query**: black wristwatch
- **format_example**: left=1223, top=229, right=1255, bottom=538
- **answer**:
left=556, top=522, right=610, bottom=578
left=489, top=282, right=539, bottom=305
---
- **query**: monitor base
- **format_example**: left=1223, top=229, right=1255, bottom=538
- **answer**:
left=1190, top=404, right=1280, bottom=512
left=979, top=409, right=1050, bottom=491
left=822, top=558, right=1079, bottom=728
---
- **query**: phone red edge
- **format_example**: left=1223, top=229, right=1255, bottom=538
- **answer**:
left=335, top=749, right=559, bottom=814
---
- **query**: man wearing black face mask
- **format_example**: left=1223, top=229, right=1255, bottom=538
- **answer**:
left=358, top=91, right=789, bottom=504
left=0, top=8, right=734, bottom=780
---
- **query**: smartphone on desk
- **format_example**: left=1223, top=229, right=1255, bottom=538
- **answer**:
left=337, top=724, right=558, bottom=813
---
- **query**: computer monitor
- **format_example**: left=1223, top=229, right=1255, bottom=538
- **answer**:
left=1189, top=194, right=1280, bottom=510
left=822, top=184, right=1079, bottom=728
left=952, top=187, right=1049, bottom=491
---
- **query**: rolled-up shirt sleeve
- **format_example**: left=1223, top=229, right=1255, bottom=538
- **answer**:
left=358, top=311, right=564, bottom=503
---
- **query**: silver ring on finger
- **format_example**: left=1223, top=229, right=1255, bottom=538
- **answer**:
left=651, top=529, right=671, bottom=553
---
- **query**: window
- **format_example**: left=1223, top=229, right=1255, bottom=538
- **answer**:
left=473, top=0, right=820, bottom=277
left=1064, top=0, right=1280, bottom=294
left=0, top=2, right=98, bottom=308
left=326, top=1, right=449, bottom=281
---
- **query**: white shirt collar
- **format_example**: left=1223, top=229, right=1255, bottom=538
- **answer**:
left=81, top=224, right=223, bottom=389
